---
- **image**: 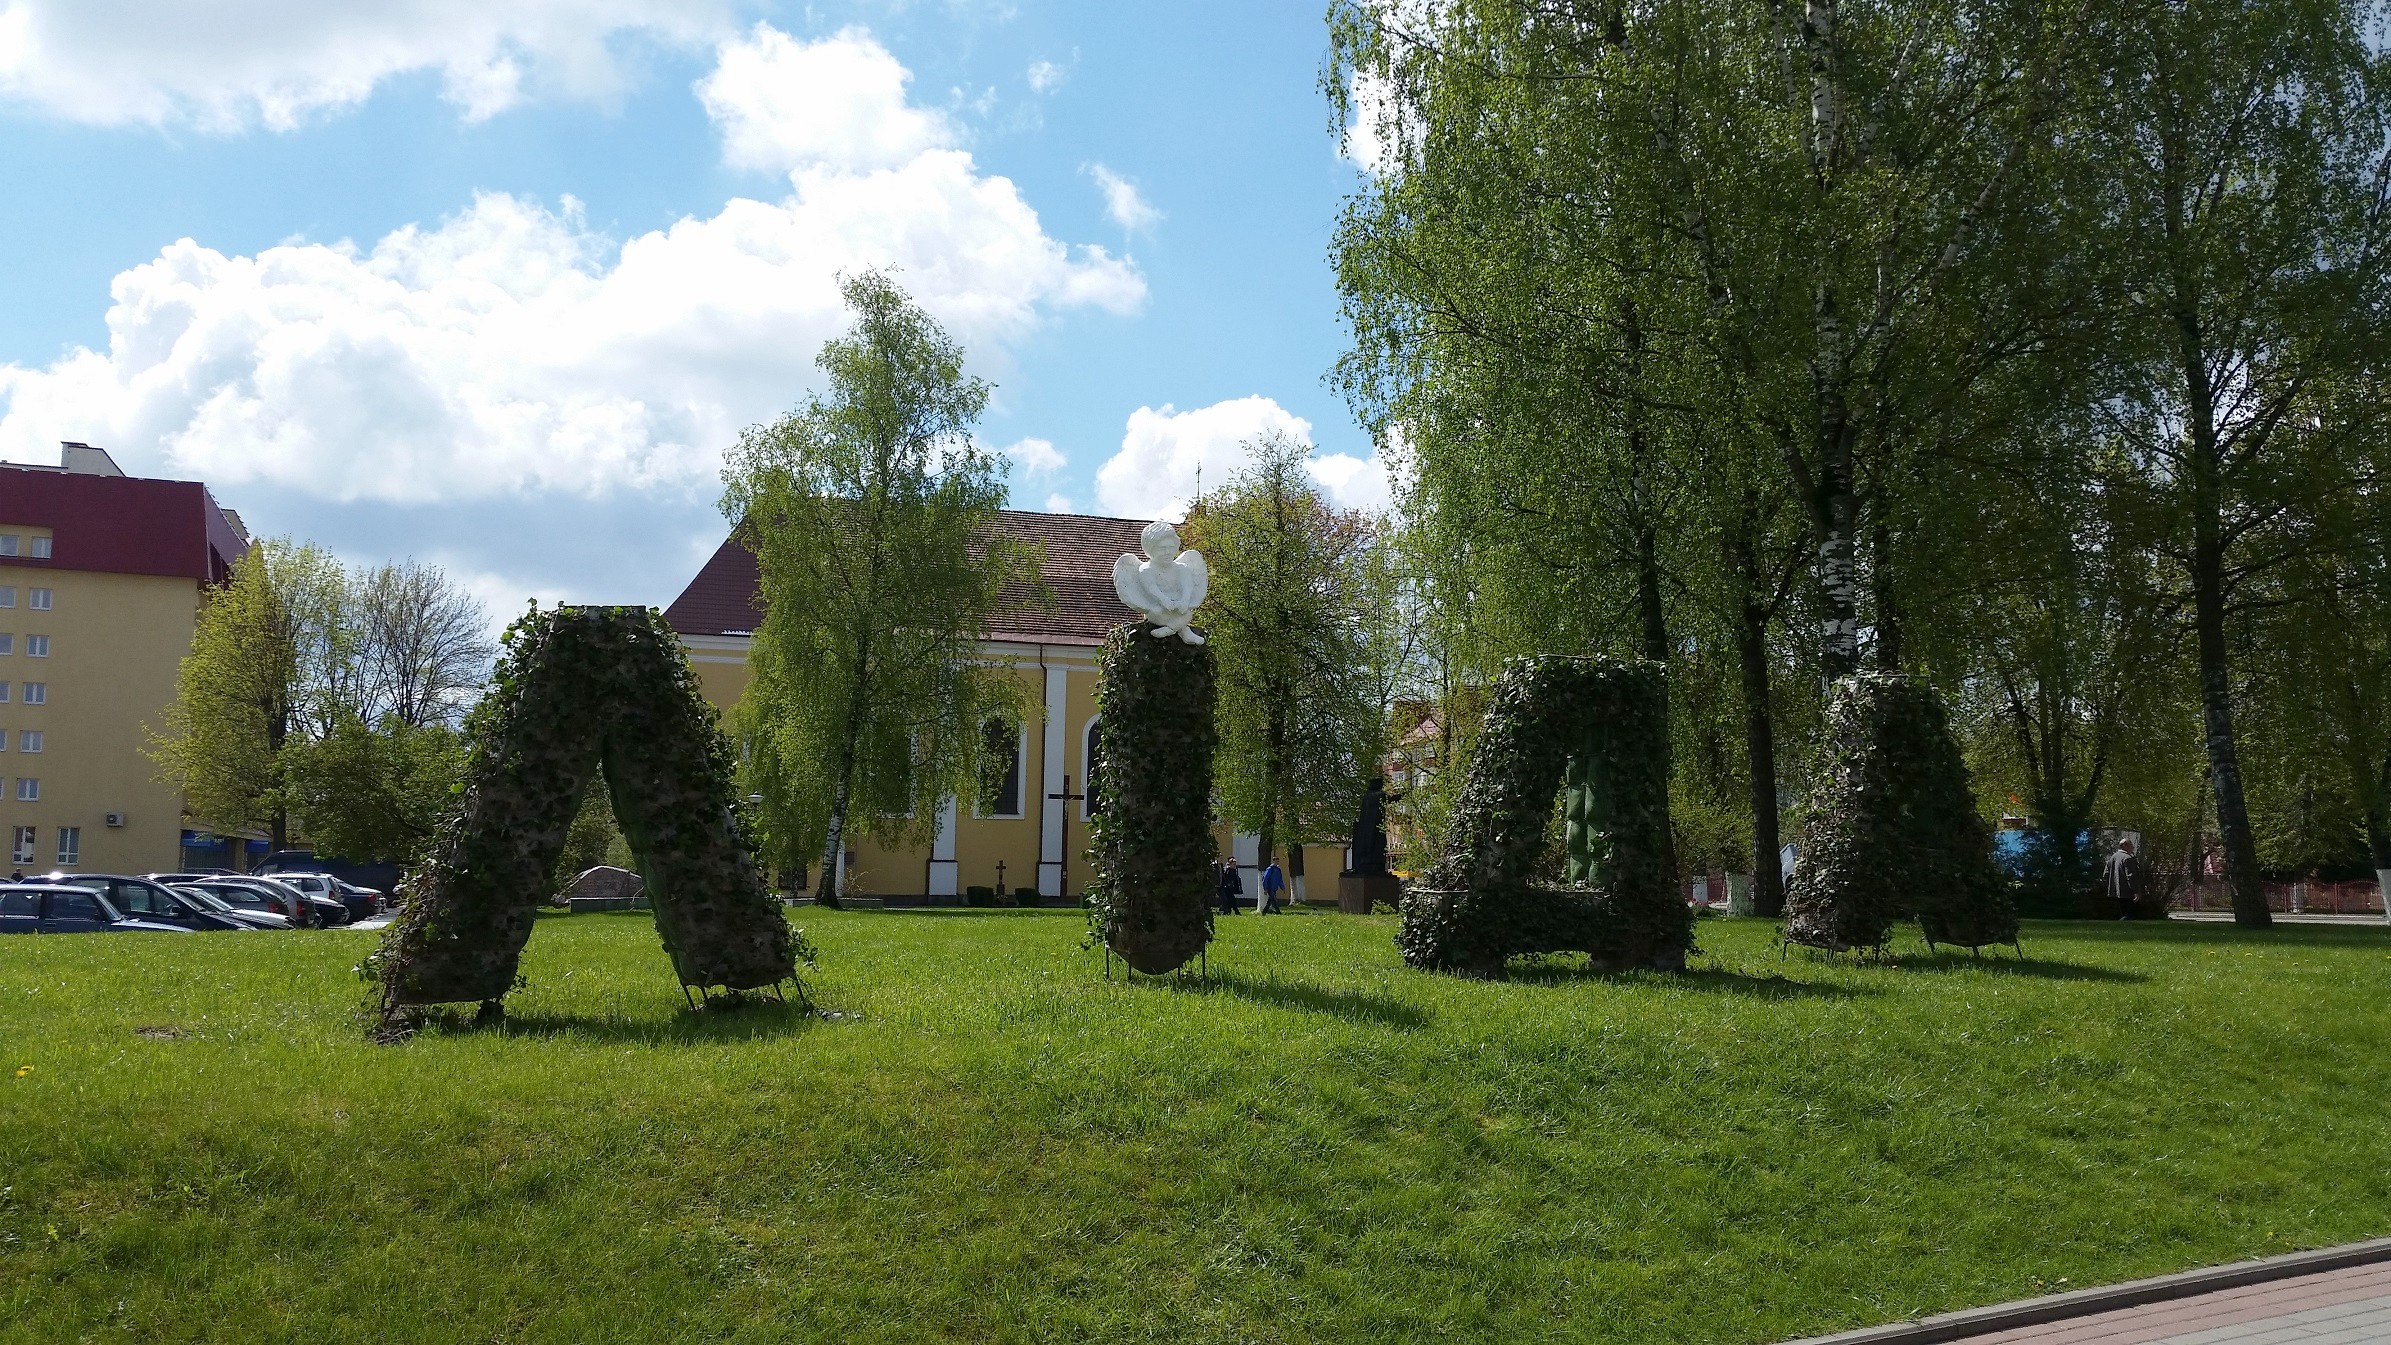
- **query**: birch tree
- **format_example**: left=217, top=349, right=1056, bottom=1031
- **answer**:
left=723, top=273, right=1037, bottom=907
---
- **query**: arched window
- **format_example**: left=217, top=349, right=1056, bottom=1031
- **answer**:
left=1082, top=716, right=1103, bottom=818
left=976, top=716, right=1024, bottom=818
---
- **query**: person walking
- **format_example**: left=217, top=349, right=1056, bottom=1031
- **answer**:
left=1215, top=859, right=1242, bottom=916
left=2104, top=837, right=2143, bottom=920
left=1258, top=858, right=1285, bottom=915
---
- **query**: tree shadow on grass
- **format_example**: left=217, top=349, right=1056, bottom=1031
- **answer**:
left=1890, top=950, right=2146, bottom=983
left=477, top=997, right=823, bottom=1046
left=1507, top=958, right=1876, bottom=999
left=1148, top=968, right=1432, bottom=1031
left=880, top=907, right=1086, bottom=918
left=2050, top=919, right=2391, bottom=949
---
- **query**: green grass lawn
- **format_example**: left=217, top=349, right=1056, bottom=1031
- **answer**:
left=4, top=909, right=2389, bottom=1344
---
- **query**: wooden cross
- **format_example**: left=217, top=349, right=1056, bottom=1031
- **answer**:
left=1047, top=773, right=1086, bottom=901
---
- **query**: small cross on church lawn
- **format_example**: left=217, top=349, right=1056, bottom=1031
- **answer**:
left=1048, top=773, right=1086, bottom=902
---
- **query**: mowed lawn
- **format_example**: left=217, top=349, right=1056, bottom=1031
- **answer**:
left=4, top=910, right=2389, bottom=1344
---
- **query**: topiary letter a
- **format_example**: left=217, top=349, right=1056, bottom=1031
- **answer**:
left=1086, top=621, right=1218, bottom=974
left=373, top=606, right=798, bottom=1020
left=1401, top=656, right=1687, bottom=976
left=1783, top=672, right=2017, bottom=954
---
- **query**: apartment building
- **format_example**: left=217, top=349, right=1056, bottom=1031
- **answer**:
left=0, top=443, right=247, bottom=874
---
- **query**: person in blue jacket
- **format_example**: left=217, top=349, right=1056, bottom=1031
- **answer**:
left=1258, top=859, right=1285, bottom=914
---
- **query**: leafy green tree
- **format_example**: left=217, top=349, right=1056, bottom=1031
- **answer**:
left=151, top=540, right=347, bottom=851
left=1189, top=431, right=1391, bottom=880
left=287, top=717, right=467, bottom=871
left=722, top=272, right=1038, bottom=907
left=2085, top=0, right=2391, bottom=924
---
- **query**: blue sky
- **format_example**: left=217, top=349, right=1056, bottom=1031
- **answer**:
left=0, top=0, right=1388, bottom=621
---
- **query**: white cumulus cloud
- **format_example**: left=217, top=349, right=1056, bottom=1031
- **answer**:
left=1085, top=164, right=1161, bottom=234
left=697, top=24, right=952, bottom=175
left=999, top=435, right=1065, bottom=476
left=0, top=0, right=732, bottom=130
left=1092, top=396, right=1392, bottom=520
left=0, top=25, right=1146, bottom=504
left=1026, top=59, right=1066, bottom=94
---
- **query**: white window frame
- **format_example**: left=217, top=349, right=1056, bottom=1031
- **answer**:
left=23, top=635, right=45, bottom=658
left=0, top=535, right=15, bottom=557
left=21, top=683, right=43, bottom=705
left=0, top=634, right=12, bottom=656
left=0, top=681, right=10, bottom=703
left=18, top=731, right=38, bottom=753
left=15, top=777, right=37, bottom=801
left=55, top=826, right=79, bottom=866
left=27, top=589, right=50, bottom=611
left=973, top=717, right=1030, bottom=820
left=9, top=825, right=32, bottom=865
left=28, top=537, right=50, bottom=560
left=0, top=586, right=13, bottom=608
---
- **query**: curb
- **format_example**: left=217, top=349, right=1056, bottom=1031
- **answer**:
left=1782, top=1236, right=2391, bottom=1344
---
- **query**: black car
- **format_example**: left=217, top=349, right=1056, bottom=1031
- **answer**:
left=176, top=875, right=346, bottom=927
left=168, top=881, right=295, bottom=929
left=16, top=873, right=253, bottom=932
left=168, top=884, right=292, bottom=930
left=0, top=884, right=194, bottom=934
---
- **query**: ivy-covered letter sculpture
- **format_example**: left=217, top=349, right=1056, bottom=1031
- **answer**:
left=1086, top=620, right=1219, bottom=974
left=373, top=606, right=799, bottom=1023
left=1783, top=672, right=2018, bottom=954
left=1401, top=656, right=1687, bottom=977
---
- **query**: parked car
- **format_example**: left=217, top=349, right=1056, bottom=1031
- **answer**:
left=335, top=880, right=386, bottom=920
left=15, top=873, right=255, bottom=932
left=274, top=872, right=379, bottom=922
left=0, top=883, right=194, bottom=934
left=170, top=880, right=297, bottom=928
left=170, top=875, right=347, bottom=927
left=166, top=884, right=292, bottom=930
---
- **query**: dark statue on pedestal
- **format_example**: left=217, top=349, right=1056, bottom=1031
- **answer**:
left=1338, top=773, right=1404, bottom=914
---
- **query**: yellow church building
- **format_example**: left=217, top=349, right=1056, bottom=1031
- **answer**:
left=663, top=511, right=1344, bottom=905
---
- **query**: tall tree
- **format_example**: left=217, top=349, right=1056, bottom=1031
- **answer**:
left=1190, top=431, right=1391, bottom=882
left=2090, top=0, right=2391, bottom=924
left=723, top=272, right=1037, bottom=907
left=151, top=540, right=347, bottom=852
left=353, top=562, right=494, bottom=728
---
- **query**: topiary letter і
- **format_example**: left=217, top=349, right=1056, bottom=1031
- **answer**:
left=1086, top=620, right=1218, bottom=975
left=372, top=606, right=802, bottom=1024
left=1401, top=656, right=1688, bottom=976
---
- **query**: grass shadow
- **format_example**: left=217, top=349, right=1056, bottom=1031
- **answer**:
left=1152, top=968, right=1432, bottom=1031
left=2052, top=919, right=2391, bottom=948
left=879, top=907, right=1086, bottom=918
left=482, top=996, right=823, bottom=1046
left=1891, top=950, right=2146, bottom=983
left=1509, top=957, right=1876, bottom=999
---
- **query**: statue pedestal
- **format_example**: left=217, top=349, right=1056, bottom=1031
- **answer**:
left=1338, top=871, right=1403, bottom=914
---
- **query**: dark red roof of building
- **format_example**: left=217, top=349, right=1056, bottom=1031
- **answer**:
left=665, top=510, right=1152, bottom=647
left=0, top=462, right=247, bottom=584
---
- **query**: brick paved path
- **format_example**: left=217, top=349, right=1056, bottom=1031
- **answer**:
left=1963, top=1261, right=2391, bottom=1343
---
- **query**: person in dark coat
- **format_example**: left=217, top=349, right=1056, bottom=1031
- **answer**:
left=2104, top=838, right=2143, bottom=920
left=1215, top=860, right=1242, bottom=915
left=1258, top=859, right=1286, bottom=915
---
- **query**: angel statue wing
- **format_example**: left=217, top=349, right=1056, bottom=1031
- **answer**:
left=1177, top=549, right=1208, bottom=610
left=1112, top=551, right=1152, bottom=616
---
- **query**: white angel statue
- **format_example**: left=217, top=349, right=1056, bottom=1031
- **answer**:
left=1112, top=520, right=1209, bottom=644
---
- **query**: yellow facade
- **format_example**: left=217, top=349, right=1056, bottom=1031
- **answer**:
left=680, top=632, right=1347, bottom=902
left=0, top=542, right=206, bottom=875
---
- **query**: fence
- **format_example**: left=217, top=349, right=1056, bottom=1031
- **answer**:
left=2176, top=878, right=2388, bottom=916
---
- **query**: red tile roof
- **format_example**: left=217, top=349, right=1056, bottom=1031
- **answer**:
left=665, top=510, right=1152, bottom=647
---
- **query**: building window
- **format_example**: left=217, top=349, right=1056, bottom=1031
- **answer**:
left=9, top=826, right=31, bottom=865
left=0, top=586, right=13, bottom=608
left=976, top=717, right=1025, bottom=818
left=1083, top=717, right=1103, bottom=818
left=28, top=589, right=50, bottom=611
left=0, top=535, right=15, bottom=557
left=0, top=634, right=11, bottom=656
left=21, top=683, right=42, bottom=705
left=17, top=731, right=37, bottom=753
left=0, top=681, right=10, bottom=703
left=14, top=778, right=36, bottom=801
left=23, top=635, right=45, bottom=658
left=28, top=537, right=50, bottom=559
left=55, top=826, right=78, bottom=866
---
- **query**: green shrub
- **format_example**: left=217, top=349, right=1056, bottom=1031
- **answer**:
left=1086, top=622, right=1217, bottom=973
left=964, top=885, right=997, bottom=908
